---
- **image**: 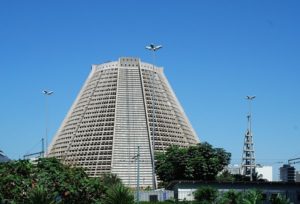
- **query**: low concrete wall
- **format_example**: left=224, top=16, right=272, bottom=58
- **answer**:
left=133, top=189, right=174, bottom=202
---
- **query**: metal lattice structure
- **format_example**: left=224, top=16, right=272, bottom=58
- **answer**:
left=241, top=96, right=256, bottom=181
left=48, top=57, right=199, bottom=188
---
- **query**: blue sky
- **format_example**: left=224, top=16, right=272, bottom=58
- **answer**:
left=0, top=1, right=299, bottom=180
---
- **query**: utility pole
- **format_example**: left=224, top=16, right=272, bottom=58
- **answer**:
left=23, top=138, right=45, bottom=159
left=145, top=43, right=162, bottom=189
left=136, top=146, right=140, bottom=204
left=41, top=138, right=45, bottom=157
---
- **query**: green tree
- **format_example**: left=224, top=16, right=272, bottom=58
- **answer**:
left=232, top=174, right=250, bottom=182
left=0, top=158, right=125, bottom=203
left=242, top=189, right=263, bottom=204
left=0, top=159, right=33, bottom=202
left=101, top=173, right=122, bottom=187
left=103, top=183, right=134, bottom=204
left=155, top=145, right=188, bottom=183
left=251, top=172, right=267, bottom=182
left=27, top=185, right=55, bottom=204
left=216, top=170, right=235, bottom=182
left=155, top=142, right=231, bottom=183
left=32, top=158, right=94, bottom=203
left=218, top=190, right=243, bottom=204
left=270, top=193, right=292, bottom=204
left=194, top=186, right=219, bottom=204
left=217, top=170, right=267, bottom=183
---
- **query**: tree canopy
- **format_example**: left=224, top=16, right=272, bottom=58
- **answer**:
left=155, top=142, right=231, bottom=184
left=0, top=157, right=134, bottom=204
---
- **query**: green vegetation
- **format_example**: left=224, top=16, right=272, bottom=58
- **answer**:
left=216, top=171, right=268, bottom=182
left=0, top=146, right=291, bottom=204
left=192, top=187, right=292, bottom=204
left=270, top=193, right=292, bottom=204
left=194, top=186, right=218, bottom=203
left=218, top=190, right=243, bottom=204
left=103, top=183, right=134, bottom=204
left=155, top=142, right=231, bottom=184
left=0, top=157, right=134, bottom=204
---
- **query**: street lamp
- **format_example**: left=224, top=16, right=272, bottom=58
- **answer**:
left=132, top=146, right=140, bottom=204
left=145, top=43, right=162, bottom=190
left=246, top=95, right=255, bottom=142
left=43, top=90, right=53, bottom=157
left=246, top=96, right=256, bottom=116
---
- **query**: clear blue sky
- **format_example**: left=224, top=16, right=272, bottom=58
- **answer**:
left=1, top=1, right=299, bottom=180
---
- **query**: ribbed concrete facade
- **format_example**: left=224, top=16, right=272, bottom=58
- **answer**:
left=48, top=57, right=199, bottom=187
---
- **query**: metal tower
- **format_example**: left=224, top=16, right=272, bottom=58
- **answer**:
left=241, top=96, right=256, bottom=181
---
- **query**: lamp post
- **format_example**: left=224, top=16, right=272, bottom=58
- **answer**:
left=145, top=43, right=162, bottom=190
left=133, top=146, right=140, bottom=204
left=43, top=90, right=53, bottom=157
left=246, top=95, right=255, bottom=181
left=246, top=95, right=255, bottom=131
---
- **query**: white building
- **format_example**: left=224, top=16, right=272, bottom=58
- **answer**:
left=226, top=164, right=241, bottom=175
left=256, top=165, right=273, bottom=181
left=48, top=57, right=199, bottom=188
left=227, top=164, right=273, bottom=181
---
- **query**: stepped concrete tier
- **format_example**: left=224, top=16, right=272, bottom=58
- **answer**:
left=48, top=57, right=199, bottom=188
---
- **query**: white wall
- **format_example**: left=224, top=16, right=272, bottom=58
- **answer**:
left=178, top=189, right=196, bottom=201
left=256, top=166, right=273, bottom=181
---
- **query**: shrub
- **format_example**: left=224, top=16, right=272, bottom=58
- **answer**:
left=103, top=183, right=134, bottom=204
left=194, top=186, right=218, bottom=203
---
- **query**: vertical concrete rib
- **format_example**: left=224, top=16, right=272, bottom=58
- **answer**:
left=111, top=58, right=153, bottom=187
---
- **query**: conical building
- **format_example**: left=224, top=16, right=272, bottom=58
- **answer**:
left=48, top=57, right=199, bottom=187
left=0, top=150, right=10, bottom=163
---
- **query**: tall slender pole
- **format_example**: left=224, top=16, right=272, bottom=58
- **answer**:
left=43, top=90, right=53, bottom=157
left=41, top=138, right=45, bottom=158
left=151, top=50, right=157, bottom=190
left=248, top=97, right=253, bottom=132
left=45, top=94, right=48, bottom=156
left=146, top=44, right=162, bottom=189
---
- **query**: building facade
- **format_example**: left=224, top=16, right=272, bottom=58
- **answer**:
left=48, top=57, right=199, bottom=187
left=256, top=165, right=273, bottom=182
left=296, top=171, right=300, bottom=182
left=280, top=164, right=296, bottom=182
left=226, top=164, right=241, bottom=175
